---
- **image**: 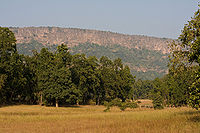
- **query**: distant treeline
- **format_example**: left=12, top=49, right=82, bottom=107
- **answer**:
left=133, top=66, right=196, bottom=109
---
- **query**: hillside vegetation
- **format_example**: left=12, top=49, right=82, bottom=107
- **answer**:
left=15, top=27, right=170, bottom=80
left=71, top=43, right=168, bottom=80
left=17, top=41, right=168, bottom=80
left=10, top=27, right=171, bottom=54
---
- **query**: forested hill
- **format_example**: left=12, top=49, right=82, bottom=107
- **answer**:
left=10, top=27, right=171, bottom=54
left=10, top=27, right=172, bottom=80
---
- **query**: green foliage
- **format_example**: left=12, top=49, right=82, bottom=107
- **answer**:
left=168, top=6, right=200, bottom=110
left=71, top=43, right=168, bottom=80
left=103, top=101, right=111, bottom=112
left=17, top=42, right=168, bottom=80
left=125, top=100, right=139, bottom=109
left=99, top=57, right=135, bottom=103
left=167, top=66, right=196, bottom=107
left=131, top=79, right=154, bottom=99
left=103, top=98, right=138, bottom=112
left=23, top=42, right=134, bottom=107
left=119, top=103, right=127, bottom=111
left=34, top=44, right=80, bottom=107
left=70, top=54, right=100, bottom=104
left=152, top=92, right=164, bottom=109
left=0, top=27, right=36, bottom=104
left=17, top=40, right=58, bottom=56
left=189, top=77, right=200, bottom=110
left=146, top=68, right=195, bottom=108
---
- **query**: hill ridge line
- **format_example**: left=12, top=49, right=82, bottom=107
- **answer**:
left=10, top=27, right=172, bottom=54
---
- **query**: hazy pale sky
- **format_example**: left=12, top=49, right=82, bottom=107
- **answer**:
left=0, top=0, right=199, bottom=39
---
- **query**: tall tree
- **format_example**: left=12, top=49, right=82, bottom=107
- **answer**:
left=36, top=45, right=79, bottom=107
left=34, top=48, right=54, bottom=105
left=0, top=27, right=16, bottom=104
left=99, top=56, right=116, bottom=102
left=169, top=6, right=200, bottom=109
left=71, top=54, right=100, bottom=104
left=0, top=27, right=36, bottom=104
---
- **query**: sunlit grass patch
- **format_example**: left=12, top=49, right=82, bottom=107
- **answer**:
left=0, top=105, right=199, bottom=133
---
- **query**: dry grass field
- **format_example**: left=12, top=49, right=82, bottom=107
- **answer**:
left=0, top=104, right=199, bottom=133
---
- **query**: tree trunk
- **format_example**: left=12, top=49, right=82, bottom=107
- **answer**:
left=56, top=99, right=59, bottom=107
left=97, top=97, right=100, bottom=105
left=40, top=93, right=43, bottom=106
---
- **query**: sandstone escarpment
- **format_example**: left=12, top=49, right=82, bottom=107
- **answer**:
left=10, top=27, right=171, bottom=54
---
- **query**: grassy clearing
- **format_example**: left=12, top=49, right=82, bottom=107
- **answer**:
left=0, top=105, right=199, bottom=133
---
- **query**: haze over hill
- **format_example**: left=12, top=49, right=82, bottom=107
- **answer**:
left=10, top=27, right=172, bottom=80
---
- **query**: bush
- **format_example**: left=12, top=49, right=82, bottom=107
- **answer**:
left=111, top=98, right=122, bottom=107
left=103, top=101, right=111, bottom=112
left=126, top=102, right=138, bottom=109
left=88, top=99, right=96, bottom=105
left=103, top=106, right=111, bottom=112
left=119, top=103, right=127, bottom=111
left=103, top=98, right=138, bottom=111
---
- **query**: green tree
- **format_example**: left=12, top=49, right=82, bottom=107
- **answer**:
left=0, top=27, right=17, bottom=104
left=36, top=45, right=79, bottom=107
left=131, top=79, right=154, bottom=100
left=34, top=48, right=54, bottom=105
left=169, top=6, right=200, bottom=109
left=99, top=57, right=134, bottom=102
left=99, top=56, right=116, bottom=101
left=0, top=27, right=36, bottom=104
left=117, top=65, right=135, bottom=102
left=21, top=55, right=37, bottom=104
left=71, top=54, right=100, bottom=105
left=152, top=92, right=164, bottom=109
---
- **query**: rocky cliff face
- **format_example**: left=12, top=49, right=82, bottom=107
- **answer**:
left=10, top=27, right=171, bottom=54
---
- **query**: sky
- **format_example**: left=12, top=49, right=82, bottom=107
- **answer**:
left=0, top=0, right=199, bottom=39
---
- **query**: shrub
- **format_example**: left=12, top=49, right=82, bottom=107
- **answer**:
left=103, top=98, right=138, bottom=111
left=126, top=102, right=138, bottom=109
left=88, top=99, right=96, bottom=105
left=119, top=103, right=127, bottom=111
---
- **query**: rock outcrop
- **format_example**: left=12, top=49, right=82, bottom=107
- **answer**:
left=10, top=27, right=172, bottom=54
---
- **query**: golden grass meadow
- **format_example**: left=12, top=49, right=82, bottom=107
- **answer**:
left=0, top=103, right=199, bottom=133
